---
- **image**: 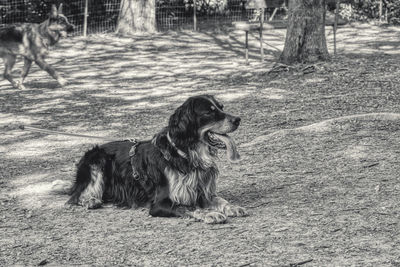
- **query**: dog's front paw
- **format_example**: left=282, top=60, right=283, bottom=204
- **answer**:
left=193, top=210, right=227, bottom=224
left=223, top=205, right=248, bottom=217
left=83, top=198, right=102, bottom=209
left=203, top=211, right=227, bottom=224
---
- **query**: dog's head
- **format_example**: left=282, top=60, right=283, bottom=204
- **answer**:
left=168, top=95, right=241, bottom=162
left=48, top=4, right=74, bottom=37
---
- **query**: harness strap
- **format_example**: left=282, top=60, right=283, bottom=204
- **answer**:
left=128, top=139, right=140, bottom=180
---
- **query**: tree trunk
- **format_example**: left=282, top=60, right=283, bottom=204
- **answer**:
left=116, top=0, right=156, bottom=34
left=280, top=0, right=329, bottom=64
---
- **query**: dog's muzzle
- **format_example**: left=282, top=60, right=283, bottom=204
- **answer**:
left=203, top=114, right=241, bottom=163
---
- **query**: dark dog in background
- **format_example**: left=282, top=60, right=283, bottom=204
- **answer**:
left=52, top=95, right=248, bottom=224
left=0, top=4, right=74, bottom=89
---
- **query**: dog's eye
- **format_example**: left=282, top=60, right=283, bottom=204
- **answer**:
left=202, top=105, right=215, bottom=115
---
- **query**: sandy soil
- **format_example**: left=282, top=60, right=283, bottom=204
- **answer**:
left=1, top=23, right=400, bottom=266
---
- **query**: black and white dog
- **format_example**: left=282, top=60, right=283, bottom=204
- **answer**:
left=53, top=95, right=247, bottom=224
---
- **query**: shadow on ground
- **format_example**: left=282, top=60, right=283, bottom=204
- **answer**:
left=1, top=23, right=400, bottom=266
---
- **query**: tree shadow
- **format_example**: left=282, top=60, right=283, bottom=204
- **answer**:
left=1, top=23, right=400, bottom=206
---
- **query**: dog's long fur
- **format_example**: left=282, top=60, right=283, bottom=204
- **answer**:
left=53, top=95, right=247, bottom=224
left=0, top=4, right=74, bottom=89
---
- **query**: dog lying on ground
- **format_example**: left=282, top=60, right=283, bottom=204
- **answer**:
left=52, top=95, right=248, bottom=224
left=0, top=4, right=74, bottom=89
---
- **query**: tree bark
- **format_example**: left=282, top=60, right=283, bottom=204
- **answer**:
left=116, top=0, right=156, bottom=34
left=280, top=0, right=330, bottom=64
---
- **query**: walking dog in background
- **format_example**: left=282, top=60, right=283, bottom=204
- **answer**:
left=53, top=95, right=248, bottom=224
left=0, top=4, right=74, bottom=89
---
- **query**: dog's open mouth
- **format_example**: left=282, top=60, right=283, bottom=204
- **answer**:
left=206, top=131, right=240, bottom=163
left=207, top=132, right=227, bottom=149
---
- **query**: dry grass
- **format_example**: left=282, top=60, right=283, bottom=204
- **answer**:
left=1, top=23, right=400, bottom=266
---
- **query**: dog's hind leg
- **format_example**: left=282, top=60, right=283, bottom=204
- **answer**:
left=3, top=54, right=21, bottom=89
left=34, top=57, right=67, bottom=87
left=68, top=146, right=110, bottom=209
left=78, top=164, right=105, bottom=209
left=19, top=57, right=32, bottom=88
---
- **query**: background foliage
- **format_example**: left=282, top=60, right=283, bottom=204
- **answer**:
left=0, top=0, right=118, bottom=25
left=349, top=0, right=400, bottom=25
left=157, top=0, right=234, bottom=16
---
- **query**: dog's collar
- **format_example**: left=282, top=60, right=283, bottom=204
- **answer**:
left=167, top=132, right=188, bottom=159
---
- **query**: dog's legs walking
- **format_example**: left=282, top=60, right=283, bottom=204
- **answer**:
left=34, top=57, right=67, bottom=87
left=19, top=57, right=32, bottom=88
left=3, top=54, right=21, bottom=89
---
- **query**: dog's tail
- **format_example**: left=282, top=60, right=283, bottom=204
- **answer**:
left=51, top=180, right=73, bottom=194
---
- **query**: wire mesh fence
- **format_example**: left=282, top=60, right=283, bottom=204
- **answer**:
left=156, top=0, right=257, bottom=31
left=0, top=0, right=286, bottom=35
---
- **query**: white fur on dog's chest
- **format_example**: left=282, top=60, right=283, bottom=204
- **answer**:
left=164, top=167, right=217, bottom=206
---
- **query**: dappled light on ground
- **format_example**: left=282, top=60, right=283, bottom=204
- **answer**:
left=1, top=23, right=400, bottom=266
left=242, top=113, right=400, bottom=146
left=11, top=172, right=66, bottom=210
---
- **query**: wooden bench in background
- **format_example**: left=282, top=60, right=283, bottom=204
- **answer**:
left=233, top=0, right=287, bottom=64
left=233, top=21, right=282, bottom=64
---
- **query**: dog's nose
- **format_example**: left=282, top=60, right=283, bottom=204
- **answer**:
left=232, top=117, right=241, bottom=126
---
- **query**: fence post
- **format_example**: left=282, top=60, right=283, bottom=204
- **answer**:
left=83, top=0, right=88, bottom=36
left=193, top=0, right=197, bottom=31
left=260, top=8, right=264, bottom=62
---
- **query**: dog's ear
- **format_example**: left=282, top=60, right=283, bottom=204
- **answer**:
left=168, top=99, right=198, bottom=149
left=50, top=4, right=58, bottom=19
left=58, top=3, right=63, bottom=14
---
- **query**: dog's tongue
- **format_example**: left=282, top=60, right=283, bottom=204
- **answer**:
left=214, top=133, right=241, bottom=163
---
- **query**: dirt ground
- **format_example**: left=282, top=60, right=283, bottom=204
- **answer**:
left=1, top=23, right=400, bottom=266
